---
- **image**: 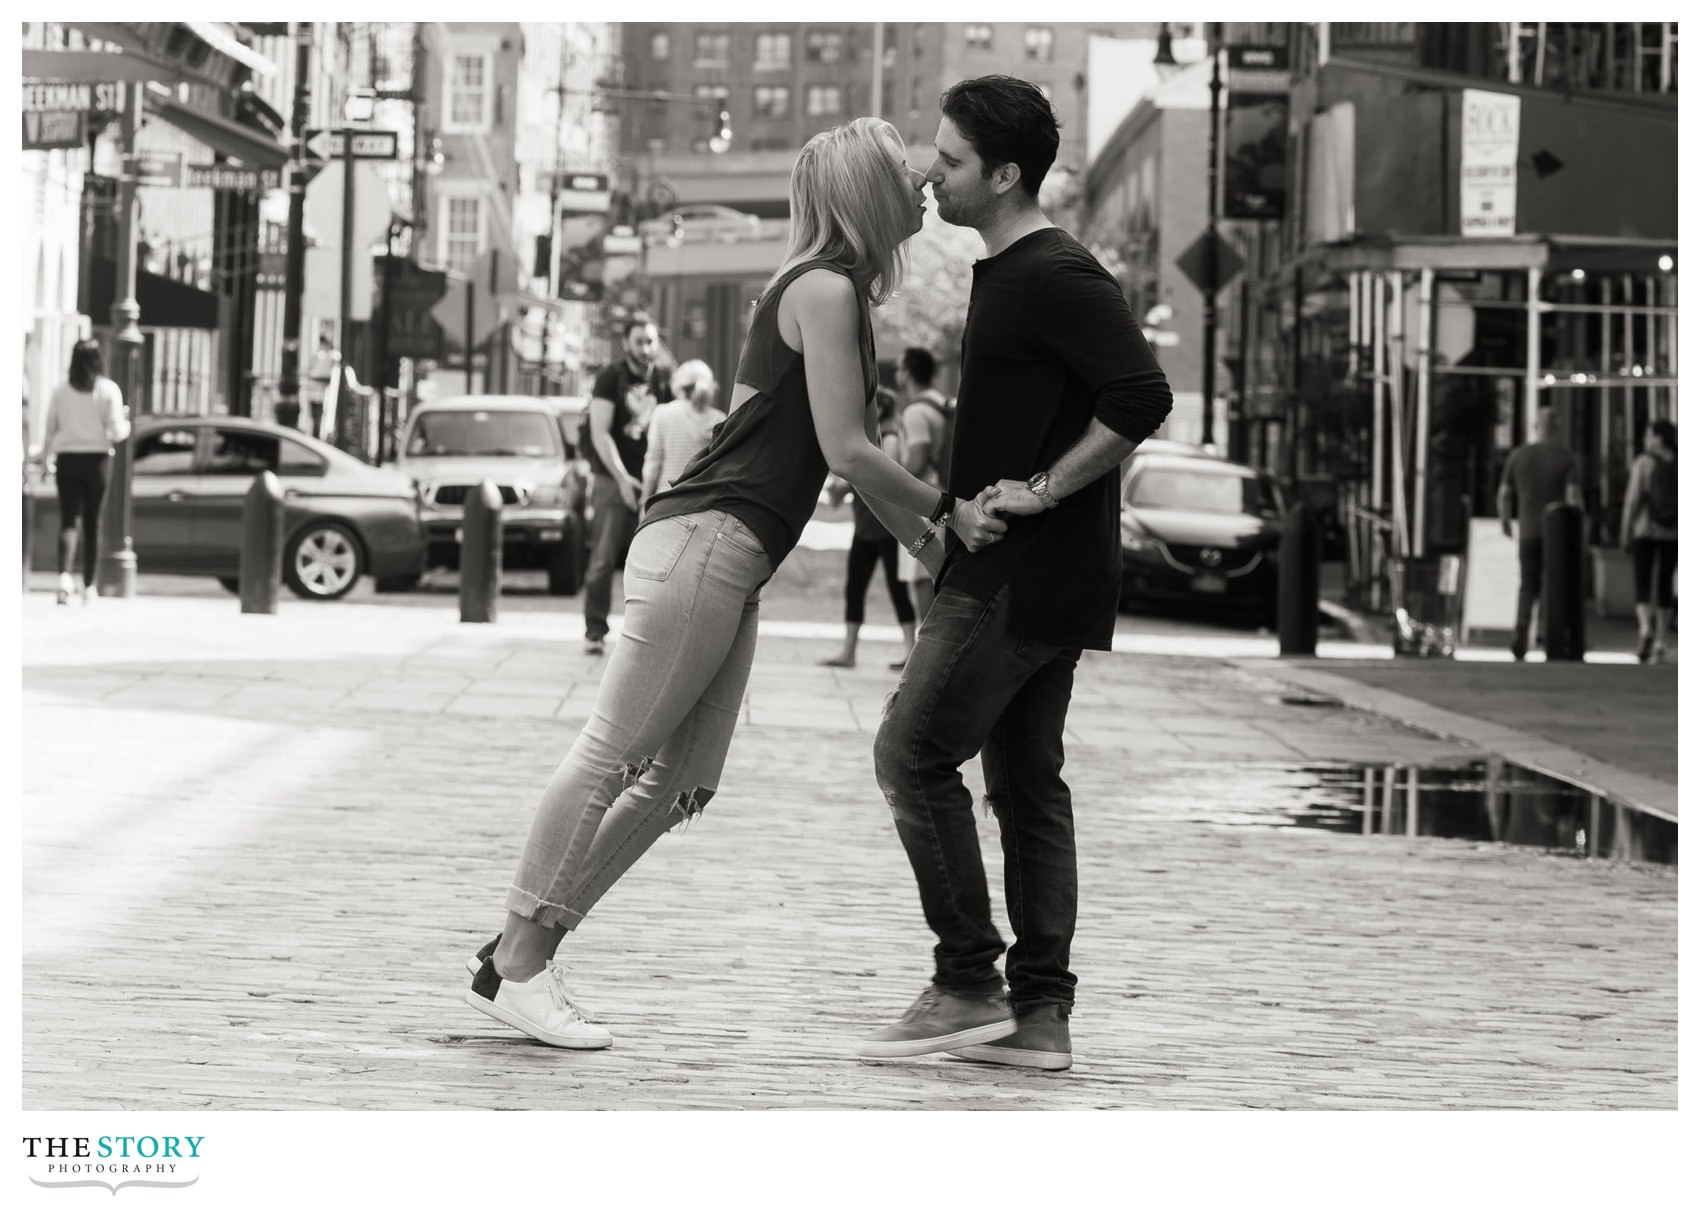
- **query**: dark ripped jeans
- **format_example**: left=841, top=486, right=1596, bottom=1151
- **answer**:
left=873, top=585, right=1083, bottom=1012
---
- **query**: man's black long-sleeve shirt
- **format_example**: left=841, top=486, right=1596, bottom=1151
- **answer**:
left=938, top=226, right=1173, bottom=650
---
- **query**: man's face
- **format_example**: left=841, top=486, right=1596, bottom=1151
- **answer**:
left=895, top=364, right=912, bottom=393
left=926, top=116, right=1001, bottom=230
left=625, top=323, right=659, bottom=372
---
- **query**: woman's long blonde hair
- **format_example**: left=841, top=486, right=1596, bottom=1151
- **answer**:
left=763, top=117, right=915, bottom=308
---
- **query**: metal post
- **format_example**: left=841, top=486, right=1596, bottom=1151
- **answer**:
left=1201, top=22, right=1222, bottom=448
left=459, top=479, right=503, bottom=623
left=1524, top=266, right=1542, bottom=440
left=278, top=22, right=314, bottom=431
left=1278, top=502, right=1321, bottom=656
left=239, top=471, right=286, bottom=614
left=1413, top=267, right=1434, bottom=558
left=1386, top=272, right=1408, bottom=558
left=339, top=124, right=356, bottom=378
left=464, top=275, right=477, bottom=394
left=94, top=81, right=145, bottom=599
left=1542, top=501, right=1586, bottom=660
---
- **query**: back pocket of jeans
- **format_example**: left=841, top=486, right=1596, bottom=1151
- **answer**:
left=627, top=516, right=696, bottom=581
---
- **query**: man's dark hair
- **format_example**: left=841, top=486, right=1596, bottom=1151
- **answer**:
left=900, top=347, right=936, bottom=387
left=624, top=313, right=657, bottom=339
left=1651, top=418, right=1677, bottom=454
left=67, top=339, right=104, bottom=392
left=939, top=75, right=1060, bottom=199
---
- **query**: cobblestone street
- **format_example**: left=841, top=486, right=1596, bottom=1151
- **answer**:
left=20, top=597, right=1677, bottom=1110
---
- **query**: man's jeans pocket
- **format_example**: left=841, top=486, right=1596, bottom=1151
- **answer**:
left=627, top=516, right=696, bottom=581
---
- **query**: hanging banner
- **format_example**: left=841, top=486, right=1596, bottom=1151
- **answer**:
left=1460, top=89, right=1520, bottom=237
left=1223, top=46, right=1289, bottom=221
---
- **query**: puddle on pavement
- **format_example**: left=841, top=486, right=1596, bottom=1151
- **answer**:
left=1226, top=760, right=1677, bottom=866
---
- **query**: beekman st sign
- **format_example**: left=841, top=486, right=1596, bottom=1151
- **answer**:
left=20, top=80, right=126, bottom=151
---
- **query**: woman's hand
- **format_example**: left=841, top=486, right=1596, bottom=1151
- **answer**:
left=949, top=496, right=1008, bottom=552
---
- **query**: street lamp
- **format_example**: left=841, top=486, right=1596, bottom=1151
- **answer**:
left=1201, top=21, right=1223, bottom=450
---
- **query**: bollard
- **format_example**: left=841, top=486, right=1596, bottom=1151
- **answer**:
left=460, top=478, right=503, bottom=624
left=22, top=482, right=36, bottom=589
left=1277, top=502, right=1321, bottom=656
left=239, top=471, right=286, bottom=614
left=1542, top=501, right=1586, bottom=661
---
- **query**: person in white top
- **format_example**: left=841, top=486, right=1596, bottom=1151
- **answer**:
left=39, top=340, right=130, bottom=604
left=640, top=359, right=726, bottom=507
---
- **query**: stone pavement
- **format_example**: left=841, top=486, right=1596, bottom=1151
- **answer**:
left=19, top=596, right=1676, bottom=1109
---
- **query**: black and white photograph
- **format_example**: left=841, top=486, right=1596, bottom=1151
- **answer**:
left=11, top=13, right=1685, bottom=1207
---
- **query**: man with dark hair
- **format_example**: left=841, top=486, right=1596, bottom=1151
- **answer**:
left=857, top=75, right=1172, bottom=1070
left=583, top=314, right=671, bottom=656
left=1498, top=403, right=1582, bottom=661
left=896, top=345, right=950, bottom=618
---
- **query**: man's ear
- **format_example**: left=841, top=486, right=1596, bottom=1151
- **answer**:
left=991, top=161, right=1023, bottom=197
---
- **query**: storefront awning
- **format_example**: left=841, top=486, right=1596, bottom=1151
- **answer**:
left=84, top=258, right=220, bottom=331
left=180, top=22, right=277, bottom=77
left=1311, top=235, right=1677, bottom=275
left=147, top=96, right=289, bottom=169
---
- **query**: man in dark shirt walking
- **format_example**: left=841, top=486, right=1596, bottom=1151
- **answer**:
left=1497, top=404, right=1582, bottom=660
left=857, top=76, right=1173, bottom=1070
left=583, top=315, right=671, bottom=656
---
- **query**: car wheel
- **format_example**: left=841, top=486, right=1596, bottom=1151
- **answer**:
left=284, top=520, right=365, bottom=600
left=374, top=573, right=422, bottom=593
left=547, top=516, right=585, bottom=596
left=217, top=577, right=241, bottom=595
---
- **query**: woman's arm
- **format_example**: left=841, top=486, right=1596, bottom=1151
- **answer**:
left=104, top=379, right=131, bottom=444
left=39, top=390, right=59, bottom=460
left=640, top=410, right=665, bottom=502
left=1620, top=456, right=1646, bottom=547
left=786, top=269, right=1004, bottom=551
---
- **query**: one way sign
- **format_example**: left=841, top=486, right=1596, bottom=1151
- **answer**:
left=302, top=128, right=399, bottom=162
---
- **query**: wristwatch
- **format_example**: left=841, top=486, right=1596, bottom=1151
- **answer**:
left=1027, top=471, right=1059, bottom=510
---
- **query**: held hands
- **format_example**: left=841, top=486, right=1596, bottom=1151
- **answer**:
left=618, top=476, right=641, bottom=512
left=979, top=479, right=1048, bottom=518
left=949, top=494, right=1009, bottom=552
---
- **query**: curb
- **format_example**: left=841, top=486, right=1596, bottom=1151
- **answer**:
left=1234, top=659, right=1679, bottom=824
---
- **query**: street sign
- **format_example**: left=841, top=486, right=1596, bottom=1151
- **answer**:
left=22, top=109, right=85, bottom=150
left=1175, top=231, right=1244, bottom=295
left=387, top=260, right=449, bottom=359
left=302, top=128, right=399, bottom=162
left=21, top=80, right=125, bottom=112
left=555, top=172, right=609, bottom=193
left=185, top=163, right=280, bottom=192
left=430, top=250, right=505, bottom=352
left=127, top=151, right=184, bottom=188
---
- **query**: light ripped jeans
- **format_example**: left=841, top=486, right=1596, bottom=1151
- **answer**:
left=506, top=509, right=771, bottom=928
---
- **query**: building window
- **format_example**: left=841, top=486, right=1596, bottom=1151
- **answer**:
left=445, top=52, right=492, bottom=132
left=693, top=83, right=730, bottom=102
left=883, top=25, right=899, bottom=67
left=650, top=31, right=670, bottom=61
left=1025, top=26, right=1055, bottom=62
left=754, top=31, right=791, bottom=70
left=964, top=25, right=993, bottom=52
left=754, top=85, right=790, bottom=119
left=806, top=30, right=843, bottom=64
left=805, top=84, right=843, bottom=117
left=693, top=31, right=730, bottom=67
left=442, top=195, right=484, bottom=275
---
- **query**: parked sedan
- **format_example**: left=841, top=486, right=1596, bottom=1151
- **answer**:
left=1119, top=444, right=1285, bottom=624
left=28, top=417, right=425, bottom=600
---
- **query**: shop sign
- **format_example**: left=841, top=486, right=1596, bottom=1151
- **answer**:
left=1460, top=89, right=1520, bottom=237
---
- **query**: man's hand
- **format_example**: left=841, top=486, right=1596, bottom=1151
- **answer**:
left=1501, top=519, right=1513, bottom=539
left=950, top=496, right=1008, bottom=552
left=980, top=478, right=1047, bottom=518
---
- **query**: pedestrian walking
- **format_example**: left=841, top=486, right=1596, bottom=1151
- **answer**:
left=856, top=76, right=1173, bottom=1071
left=582, top=316, right=671, bottom=656
left=464, top=116, right=1009, bottom=1050
left=38, top=339, right=130, bottom=605
left=821, top=386, right=916, bottom=669
left=1497, top=404, right=1583, bottom=661
left=640, top=359, right=725, bottom=507
left=895, top=347, right=952, bottom=620
left=1620, top=418, right=1677, bottom=663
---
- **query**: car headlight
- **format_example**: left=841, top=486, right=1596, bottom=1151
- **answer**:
left=530, top=482, right=568, bottom=508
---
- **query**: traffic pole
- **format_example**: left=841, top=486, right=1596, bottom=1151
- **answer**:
left=1278, top=502, right=1320, bottom=657
left=459, top=479, right=503, bottom=623
left=239, top=471, right=286, bottom=615
left=94, top=79, right=144, bottom=599
left=1542, top=501, right=1586, bottom=661
left=277, top=22, right=313, bottom=431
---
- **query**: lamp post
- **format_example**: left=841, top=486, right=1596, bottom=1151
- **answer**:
left=277, top=21, right=314, bottom=430
left=1201, top=20, right=1223, bottom=449
left=94, top=80, right=145, bottom=598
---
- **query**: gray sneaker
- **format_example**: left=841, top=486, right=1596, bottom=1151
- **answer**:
left=949, top=1004, right=1072, bottom=1071
left=855, top=984, right=1016, bottom=1059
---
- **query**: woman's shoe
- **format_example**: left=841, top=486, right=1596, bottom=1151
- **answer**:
left=1652, top=645, right=1668, bottom=665
left=1637, top=632, right=1655, bottom=663
left=55, top=572, right=73, bottom=605
left=54, top=589, right=69, bottom=606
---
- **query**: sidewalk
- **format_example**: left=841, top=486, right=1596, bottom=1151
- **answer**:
left=20, top=596, right=1675, bottom=1109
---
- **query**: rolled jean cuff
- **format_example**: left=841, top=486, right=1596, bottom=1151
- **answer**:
left=504, top=885, right=586, bottom=932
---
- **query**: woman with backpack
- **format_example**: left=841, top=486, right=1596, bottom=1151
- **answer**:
left=1620, top=418, right=1678, bottom=663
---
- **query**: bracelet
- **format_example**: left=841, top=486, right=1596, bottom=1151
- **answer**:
left=907, top=529, right=935, bottom=558
left=929, top=491, right=956, bottom=527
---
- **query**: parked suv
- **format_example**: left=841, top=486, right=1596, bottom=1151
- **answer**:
left=397, top=395, right=588, bottom=595
left=1119, top=441, right=1285, bottom=625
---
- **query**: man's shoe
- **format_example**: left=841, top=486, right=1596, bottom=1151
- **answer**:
left=949, top=1005, right=1072, bottom=1071
left=854, top=984, right=1016, bottom=1059
left=1510, top=637, right=1527, bottom=662
left=464, top=957, right=612, bottom=1049
left=584, top=638, right=605, bottom=657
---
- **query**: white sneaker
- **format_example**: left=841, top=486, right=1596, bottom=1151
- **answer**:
left=465, top=958, right=612, bottom=1050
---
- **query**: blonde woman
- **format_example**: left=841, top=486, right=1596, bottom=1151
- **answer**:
left=465, top=117, right=1009, bottom=1049
left=640, top=359, right=725, bottom=506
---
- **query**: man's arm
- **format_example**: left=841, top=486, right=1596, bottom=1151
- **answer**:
left=1497, top=451, right=1518, bottom=538
left=899, top=402, right=934, bottom=477
left=587, top=393, right=639, bottom=510
left=983, top=258, right=1171, bottom=517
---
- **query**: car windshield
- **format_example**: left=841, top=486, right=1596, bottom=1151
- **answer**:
left=1127, top=465, right=1278, bottom=516
left=407, top=411, right=559, bottom=458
